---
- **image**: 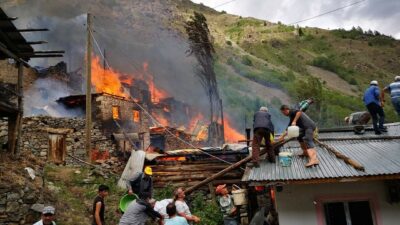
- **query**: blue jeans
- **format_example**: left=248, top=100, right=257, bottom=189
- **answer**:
left=391, top=97, right=400, bottom=116
left=224, top=218, right=238, bottom=225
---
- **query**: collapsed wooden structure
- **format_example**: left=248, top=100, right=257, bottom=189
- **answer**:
left=0, top=7, right=63, bottom=155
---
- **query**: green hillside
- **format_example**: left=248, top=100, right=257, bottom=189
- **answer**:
left=175, top=0, right=400, bottom=129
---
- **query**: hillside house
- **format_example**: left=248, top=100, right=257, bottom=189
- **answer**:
left=242, top=123, right=400, bottom=225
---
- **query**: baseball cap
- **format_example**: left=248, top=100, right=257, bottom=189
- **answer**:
left=215, top=184, right=227, bottom=194
left=370, top=80, right=378, bottom=85
left=42, top=206, right=55, bottom=215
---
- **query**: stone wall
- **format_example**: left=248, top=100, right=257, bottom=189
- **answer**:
left=0, top=182, right=43, bottom=224
left=94, top=94, right=150, bottom=149
left=0, top=116, right=117, bottom=163
left=0, top=60, right=38, bottom=89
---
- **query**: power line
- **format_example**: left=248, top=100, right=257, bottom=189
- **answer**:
left=212, top=0, right=239, bottom=9
left=288, top=0, right=367, bottom=25
left=88, top=28, right=243, bottom=169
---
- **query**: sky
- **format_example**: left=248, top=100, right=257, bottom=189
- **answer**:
left=191, top=0, right=400, bottom=39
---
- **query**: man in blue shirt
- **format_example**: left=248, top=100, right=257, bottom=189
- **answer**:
left=382, top=76, right=400, bottom=116
left=363, top=80, right=385, bottom=134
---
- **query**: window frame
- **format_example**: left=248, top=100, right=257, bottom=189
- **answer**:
left=315, top=193, right=381, bottom=225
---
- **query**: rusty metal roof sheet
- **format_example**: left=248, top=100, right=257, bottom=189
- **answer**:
left=242, top=123, right=400, bottom=183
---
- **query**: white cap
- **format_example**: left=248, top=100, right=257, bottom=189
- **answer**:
left=370, top=80, right=378, bottom=85
left=259, top=106, right=268, bottom=112
left=395, top=76, right=400, bottom=81
left=42, top=206, right=55, bottom=215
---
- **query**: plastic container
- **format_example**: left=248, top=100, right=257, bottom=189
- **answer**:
left=232, top=189, right=248, bottom=205
left=119, top=194, right=138, bottom=212
left=279, top=152, right=293, bottom=167
left=287, top=126, right=300, bottom=138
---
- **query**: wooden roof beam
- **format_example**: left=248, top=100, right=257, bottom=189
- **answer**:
left=0, top=17, right=17, bottom=21
left=4, top=28, right=49, bottom=33
left=29, top=54, right=63, bottom=58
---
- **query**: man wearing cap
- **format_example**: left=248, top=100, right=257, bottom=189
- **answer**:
left=127, top=166, right=153, bottom=199
left=251, top=106, right=275, bottom=167
left=363, top=80, right=386, bottom=134
left=382, top=76, right=400, bottom=116
left=119, top=193, right=163, bottom=225
left=215, top=184, right=238, bottom=225
left=34, top=206, right=56, bottom=225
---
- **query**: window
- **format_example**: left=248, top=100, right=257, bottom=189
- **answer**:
left=133, top=110, right=140, bottom=122
left=112, top=106, right=120, bottom=120
left=324, top=201, right=374, bottom=225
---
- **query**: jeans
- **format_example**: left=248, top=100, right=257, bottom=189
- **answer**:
left=224, top=218, right=238, bottom=225
left=366, top=103, right=385, bottom=132
left=391, top=97, right=400, bottom=116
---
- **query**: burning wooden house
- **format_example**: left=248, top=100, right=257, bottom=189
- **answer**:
left=57, top=92, right=150, bottom=151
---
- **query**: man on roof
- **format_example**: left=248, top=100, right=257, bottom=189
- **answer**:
left=251, top=106, right=275, bottom=168
left=363, top=80, right=386, bottom=134
left=279, top=104, right=319, bottom=167
left=382, top=75, right=400, bottom=116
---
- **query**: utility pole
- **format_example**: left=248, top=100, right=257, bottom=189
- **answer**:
left=85, top=13, right=92, bottom=160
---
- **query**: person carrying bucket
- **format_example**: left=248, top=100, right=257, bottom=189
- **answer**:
left=279, top=105, right=319, bottom=167
left=216, top=184, right=239, bottom=225
left=119, top=193, right=163, bottom=225
left=251, top=106, right=275, bottom=168
left=126, top=166, right=153, bottom=199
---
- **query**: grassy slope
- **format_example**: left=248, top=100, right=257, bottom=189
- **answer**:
left=175, top=1, right=400, bottom=128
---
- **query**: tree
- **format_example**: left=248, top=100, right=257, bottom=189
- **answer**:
left=185, top=12, right=223, bottom=144
left=294, top=76, right=324, bottom=121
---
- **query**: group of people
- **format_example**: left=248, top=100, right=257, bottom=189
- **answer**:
left=361, top=77, right=400, bottom=135
left=89, top=166, right=201, bottom=225
left=251, top=103, right=319, bottom=168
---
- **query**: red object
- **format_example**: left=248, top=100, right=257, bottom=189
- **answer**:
left=255, top=186, right=265, bottom=192
left=215, top=184, right=227, bottom=194
left=91, top=149, right=110, bottom=161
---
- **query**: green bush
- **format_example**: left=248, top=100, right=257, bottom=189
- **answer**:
left=312, top=56, right=338, bottom=73
left=226, top=40, right=232, bottom=46
left=241, top=55, right=253, bottom=66
left=191, top=192, right=223, bottom=225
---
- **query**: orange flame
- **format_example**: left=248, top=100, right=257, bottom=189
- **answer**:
left=224, top=115, right=245, bottom=143
left=152, top=112, right=169, bottom=127
left=188, top=113, right=204, bottom=133
left=143, top=62, right=169, bottom=102
left=91, top=56, right=132, bottom=98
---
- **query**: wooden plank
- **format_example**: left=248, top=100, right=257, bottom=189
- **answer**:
left=314, top=138, right=365, bottom=171
left=184, top=138, right=294, bottom=194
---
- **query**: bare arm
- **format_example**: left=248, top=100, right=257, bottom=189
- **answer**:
left=177, top=212, right=200, bottom=223
left=291, top=111, right=302, bottom=126
left=95, top=202, right=102, bottom=225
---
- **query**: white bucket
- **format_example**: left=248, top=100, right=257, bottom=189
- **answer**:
left=279, top=152, right=293, bottom=167
left=232, top=189, right=247, bottom=205
left=287, top=126, right=300, bottom=138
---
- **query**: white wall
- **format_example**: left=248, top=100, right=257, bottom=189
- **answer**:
left=275, top=181, right=400, bottom=225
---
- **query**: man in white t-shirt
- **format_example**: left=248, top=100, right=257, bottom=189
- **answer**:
left=154, top=198, right=173, bottom=219
left=174, top=187, right=200, bottom=224
left=34, top=206, right=56, bottom=225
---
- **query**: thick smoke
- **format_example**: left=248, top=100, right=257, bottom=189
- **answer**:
left=24, top=78, right=83, bottom=117
left=3, top=0, right=210, bottom=112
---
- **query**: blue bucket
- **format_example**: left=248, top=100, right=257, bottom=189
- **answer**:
left=279, top=152, right=293, bottom=167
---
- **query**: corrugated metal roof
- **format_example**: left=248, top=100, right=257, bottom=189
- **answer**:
left=242, top=123, right=400, bottom=183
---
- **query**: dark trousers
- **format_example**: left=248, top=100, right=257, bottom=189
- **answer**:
left=366, top=103, right=385, bottom=132
left=252, top=128, right=274, bottom=163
